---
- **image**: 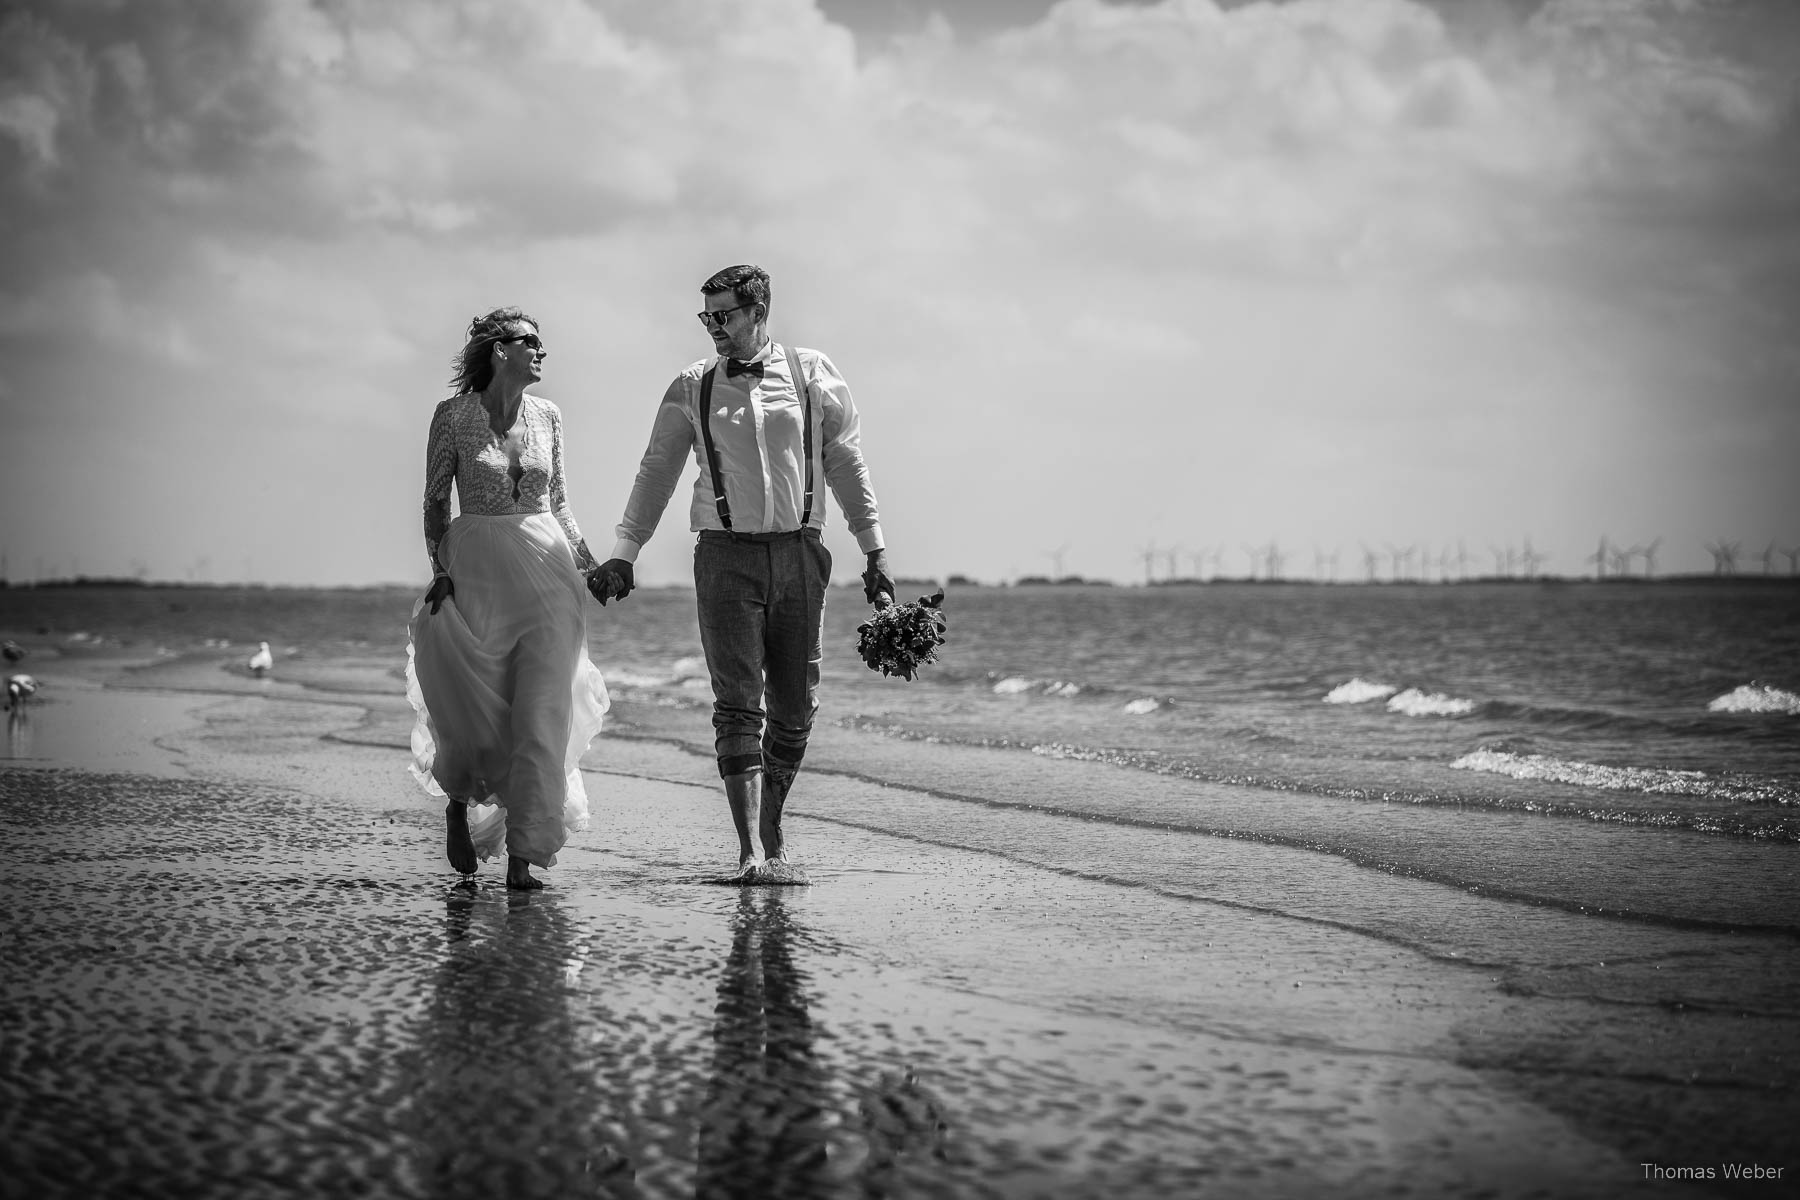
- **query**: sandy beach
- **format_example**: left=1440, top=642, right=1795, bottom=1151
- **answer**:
left=0, top=646, right=1776, bottom=1198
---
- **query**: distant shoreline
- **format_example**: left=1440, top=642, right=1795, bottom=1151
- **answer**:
left=3, top=574, right=1795, bottom=592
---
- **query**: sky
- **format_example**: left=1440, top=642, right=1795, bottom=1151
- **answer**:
left=1, top=0, right=1796, bottom=587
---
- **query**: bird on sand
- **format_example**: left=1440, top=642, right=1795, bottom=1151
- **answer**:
left=2, top=640, right=23, bottom=663
left=248, top=642, right=274, bottom=676
left=6, top=673, right=37, bottom=709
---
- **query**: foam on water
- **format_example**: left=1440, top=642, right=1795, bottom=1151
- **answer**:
left=1386, top=688, right=1475, bottom=717
left=1122, top=697, right=1162, bottom=715
left=992, top=676, right=1083, bottom=698
left=1324, top=678, right=1397, bottom=704
left=1450, top=748, right=1794, bottom=805
left=1708, top=683, right=1800, bottom=715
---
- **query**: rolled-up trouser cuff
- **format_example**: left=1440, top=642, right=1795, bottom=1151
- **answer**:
left=718, top=752, right=764, bottom=779
left=762, top=730, right=807, bottom=772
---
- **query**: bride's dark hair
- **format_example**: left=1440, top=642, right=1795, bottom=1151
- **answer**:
left=449, top=307, right=538, bottom=395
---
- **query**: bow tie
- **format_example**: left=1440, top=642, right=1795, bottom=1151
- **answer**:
left=724, top=358, right=765, bottom=380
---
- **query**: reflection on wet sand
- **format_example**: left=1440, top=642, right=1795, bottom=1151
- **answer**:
left=408, top=887, right=642, bottom=1199
left=699, top=890, right=951, bottom=1199
left=5, top=704, right=30, bottom=758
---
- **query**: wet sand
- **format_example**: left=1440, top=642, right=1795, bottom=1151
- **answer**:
left=0, top=656, right=1742, bottom=1198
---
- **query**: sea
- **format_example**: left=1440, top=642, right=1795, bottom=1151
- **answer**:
left=5, top=577, right=1799, bottom=1175
left=7, top=577, right=1797, bottom=911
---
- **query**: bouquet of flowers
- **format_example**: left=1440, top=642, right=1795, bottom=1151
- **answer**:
left=856, top=588, right=948, bottom=680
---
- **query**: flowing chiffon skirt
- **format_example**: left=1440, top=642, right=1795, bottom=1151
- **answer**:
left=405, top=511, right=608, bottom=868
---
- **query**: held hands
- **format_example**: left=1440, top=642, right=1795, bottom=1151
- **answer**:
left=424, top=574, right=454, bottom=615
left=587, top=558, right=636, bottom=605
left=862, top=549, right=895, bottom=609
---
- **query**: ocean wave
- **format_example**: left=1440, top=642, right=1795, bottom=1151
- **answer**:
left=1386, top=688, right=1475, bottom=717
left=1450, top=749, right=1794, bottom=805
left=1324, top=678, right=1397, bottom=704
left=837, top=718, right=1800, bottom=837
left=1708, top=684, right=1800, bottom=715
left=1122, top=697, right=1163, bottom=715
left=992, top=675, right=1084, bottom=697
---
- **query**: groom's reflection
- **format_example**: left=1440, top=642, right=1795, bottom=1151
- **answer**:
left=409, top=888, right=641, bottom=1199
left=697, top=890, right=951, bottom=1199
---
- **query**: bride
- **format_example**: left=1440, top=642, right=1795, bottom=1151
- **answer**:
left=406, top=307, right=608, bottom=890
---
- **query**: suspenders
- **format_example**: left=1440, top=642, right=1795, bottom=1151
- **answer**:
left=696, top=344, right=815, bottom=534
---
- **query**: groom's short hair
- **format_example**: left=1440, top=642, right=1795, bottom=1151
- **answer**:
left=702, top=264, right=770, bottom=313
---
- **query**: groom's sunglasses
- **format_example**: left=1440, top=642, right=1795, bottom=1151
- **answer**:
left=502, top=333, right=544, bottom=351
left=696, top=304, right=752, bottom=329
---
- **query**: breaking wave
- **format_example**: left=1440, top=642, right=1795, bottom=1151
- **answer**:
left=1324, top=678, right=1398, bottom=704
left=1708, top=684, right=1800, bottom=715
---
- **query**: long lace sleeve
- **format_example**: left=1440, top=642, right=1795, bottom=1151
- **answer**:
left=547, top=402, right=595, bottom=571
left=423, top=399, right=457, bottom=576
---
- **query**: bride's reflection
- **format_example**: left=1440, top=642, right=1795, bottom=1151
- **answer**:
left=409, top=888, right=641, bottom=1199
left=697, top=890, right=951, bottom=1199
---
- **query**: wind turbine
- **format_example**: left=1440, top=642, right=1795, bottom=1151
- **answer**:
left=1454, top=540, right=1471, bottom=582
left=1384, top=542, right=1404, bottom=583
left=1163, top=544, right=1184, bottom=582
left=1043, top=542, right=1070, bottom=581
left=1488, top=544, right=1507, bottom=578
left=1520, top=537, right=1549, bottom=580
left=1757, top=541, right=1779, bottom=575
left=1586, top=535, right=1611, bottom=581
left=1782, top=546, right=1800, bottom=576
left=1138, top=541, right=1159, bottom=585
left=1262, top=541, right=1286, bottom=581
left=1640, top=537, right=1662, bottom=578
left=1704, top=539, right=1740, bottom=576
left=1361, top=543, right=1381, bottom=584
left=1608, top=543, right=1636, bottom=578
left=1239, top=542, right=1262, bottom=581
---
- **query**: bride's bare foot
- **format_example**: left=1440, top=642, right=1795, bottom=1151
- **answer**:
left=445, top=802, right=477, bottom=875
left=506, top=856, right=543, bottom=890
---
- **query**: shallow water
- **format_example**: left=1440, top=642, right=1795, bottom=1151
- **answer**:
left=3, top=583, right=1797, bottom=1192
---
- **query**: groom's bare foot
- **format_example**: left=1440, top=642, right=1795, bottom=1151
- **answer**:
left=445, top=802, right=477, bottom=875
left=506, top=856, right=544, bottom=890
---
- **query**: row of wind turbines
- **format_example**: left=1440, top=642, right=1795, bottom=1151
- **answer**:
left=1037, top=536, right=1799, bottom=584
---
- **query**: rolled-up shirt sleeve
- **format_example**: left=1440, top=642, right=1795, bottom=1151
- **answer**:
left=812, top=352, right=884, bottom=554
left=610, top=376, right=698, bottom=563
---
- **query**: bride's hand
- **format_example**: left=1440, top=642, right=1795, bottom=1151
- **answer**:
left=425, top=574, right=454, bottom=614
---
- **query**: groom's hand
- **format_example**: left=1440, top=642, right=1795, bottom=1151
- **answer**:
left=589, top=559, right=635, bottom=605
left=862, top=549, right=894, bottom=608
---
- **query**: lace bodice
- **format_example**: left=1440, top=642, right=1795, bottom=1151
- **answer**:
left=423, top=393, right=592, bottom=574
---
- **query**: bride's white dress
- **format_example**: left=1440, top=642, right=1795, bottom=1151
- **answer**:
left=406, top=393, right=608, bottom=868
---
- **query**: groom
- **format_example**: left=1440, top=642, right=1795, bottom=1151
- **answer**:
left=593, top=265, right=893, bottom=879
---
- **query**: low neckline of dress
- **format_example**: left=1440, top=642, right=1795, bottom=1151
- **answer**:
left=472, top=393, right=527, bottom=501
left=478, top=393, right=526, bottom=440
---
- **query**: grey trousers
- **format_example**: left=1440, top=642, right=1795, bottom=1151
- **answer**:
left=693, top=529, right=831, bottom=778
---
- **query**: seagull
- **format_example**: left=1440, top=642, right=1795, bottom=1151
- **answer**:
left=6, top=673, right=37, bottom=709
left=2, top=640, right=23, bottom=663
left=248, top=642, right=274, bottom=676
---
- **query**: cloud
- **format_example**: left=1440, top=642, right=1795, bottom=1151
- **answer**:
left=0, top=0, right=1794, bottom=583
